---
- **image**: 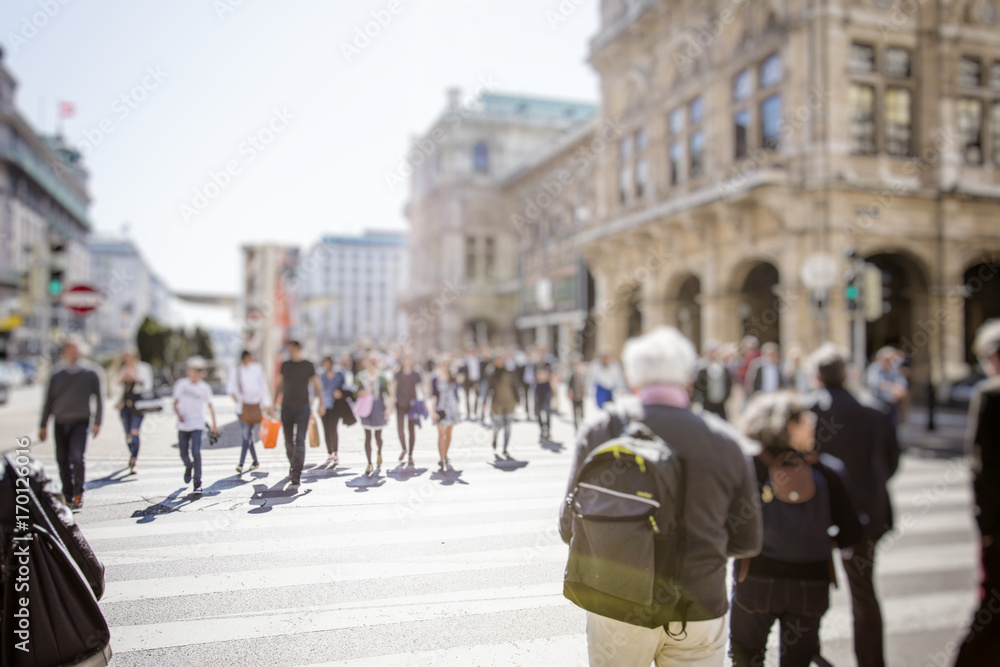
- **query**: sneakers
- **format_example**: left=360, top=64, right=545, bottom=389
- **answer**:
left=332, top=453, right=339, bottom=465
left=68, top=495, right=83, bottom=510
left=289, top=478, right=300, bottom=487
left=248, top=461, right=260, bottom=471
left=184, top=466, right=192, bottom=484
left=129, top=458, right=137, bottom=475
left=191, top=485, right=202, bottom=498
left=376, top=453, right=383, bottom=467
left=236, top=465, right=243, bottom=474
left=326, top=454, right=337, bottom=463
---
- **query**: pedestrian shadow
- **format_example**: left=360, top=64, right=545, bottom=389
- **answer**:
left=489, top=455, right=530, bottom=472
left=201, top=474, right=256, bottom=494
left=539, top=437, right=565, bottom=453
left=346, top=469, right=387, bottom=492
left=131, top=487, right=195, bottom=524
left=302, top=463, right=355, bottom=481
left=85, top=467, right=136, bottom=491
left=386, top=464, right=428, bottom=482
left=430, top=468, right=469, bottom=485
left=247, top=477, right=313, bottom=514
left=168, top=421, right=247, bottom=451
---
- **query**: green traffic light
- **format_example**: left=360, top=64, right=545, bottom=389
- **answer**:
left=846, top=285, right=859, bottom=300
left=49, top=279, right=63, bottom=296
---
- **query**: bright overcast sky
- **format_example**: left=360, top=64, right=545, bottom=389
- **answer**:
left=2, top=0, right=599, bottom=295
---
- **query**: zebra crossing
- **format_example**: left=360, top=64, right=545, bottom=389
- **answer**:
left=45, top=410, right=981, bottom=666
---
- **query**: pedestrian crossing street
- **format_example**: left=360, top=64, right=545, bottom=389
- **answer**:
left=56, top=412, right=980, bottom=667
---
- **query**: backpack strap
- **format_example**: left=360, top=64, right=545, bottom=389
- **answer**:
left=664, top=454, right=690, bottom=639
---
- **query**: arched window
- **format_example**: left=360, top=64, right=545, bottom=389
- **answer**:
left=473, top=142, right=490, bottom=173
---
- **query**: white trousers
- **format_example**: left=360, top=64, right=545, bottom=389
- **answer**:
left=586, top=612, right=727, bottom=667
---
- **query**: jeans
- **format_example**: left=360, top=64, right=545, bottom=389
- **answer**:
left=954, top=541, right=1000, bottom=665
left=572, top=400, right=584, bottom=432
left=178, top=430, right=203, bottom=486
left=281, top=405, right=310, bottom=479
left=239, top=421, right=259, bottom=466
left=396, top=406, right=415, bottom=456
left=842, top=541, right=886, bottom=667
left=535, top=383, right=552, bottom=433
left=492, top=413, right=512, bottom=450
left=54, top=421, right=89, bottom=498
left=120, top=406, right=144, bottom=459
left=729, top=575, right=830, bottom=667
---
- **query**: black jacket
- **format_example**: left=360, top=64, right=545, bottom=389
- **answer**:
left=968, top=376, right=1000, bottom=540
left=561, top=403, right=762, bottom=621
left=807, top=386, right=901, bottom=541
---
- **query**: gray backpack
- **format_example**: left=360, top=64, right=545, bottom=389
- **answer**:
left=563, top=417, right=690, bottom=632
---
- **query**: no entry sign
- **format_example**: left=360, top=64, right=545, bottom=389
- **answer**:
left=61, top=285, right=101, bottom=314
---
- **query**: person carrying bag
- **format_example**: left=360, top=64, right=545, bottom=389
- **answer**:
left=227, top=351, right=272, bottom=475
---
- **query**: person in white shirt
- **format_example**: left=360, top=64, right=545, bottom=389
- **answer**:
left=113, top=347, right=154, bottom=475
left=227, top=350, right=272, bottom=474
left=588, top=351, right=625, bottom=409
left=173, top=356, right=219, bottom=497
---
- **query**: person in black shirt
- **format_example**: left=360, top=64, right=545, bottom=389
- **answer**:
left=272, top=340, right=324, bottom=486
left=954, top=319, right=1000, bottom=666
left=534, top=354, right=554, bottom=440
left=392, top=354, right=422, bottom=465
left=731, top=391, right=863, bottom=667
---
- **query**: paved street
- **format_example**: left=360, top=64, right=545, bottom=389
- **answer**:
left=0, top=384, right=981, bottom=666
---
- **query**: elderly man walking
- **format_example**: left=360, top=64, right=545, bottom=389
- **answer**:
left=561, top=327, right=762, bottom=666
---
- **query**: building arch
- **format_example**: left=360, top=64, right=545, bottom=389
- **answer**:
left=729, top=259, right=782, bottom=346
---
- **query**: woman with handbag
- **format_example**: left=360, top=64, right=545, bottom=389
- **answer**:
left=227, top=350, right=271, bottom=474
left=114, top=347, right=154, bottom=475
left=354, top=353, right=390, bottom=474
left=318, top=356, right=355, bottom=465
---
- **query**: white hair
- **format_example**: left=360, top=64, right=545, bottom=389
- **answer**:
left=974, top=319, right=1000, bottom=369
left=622, top=326, right=697, bottom=388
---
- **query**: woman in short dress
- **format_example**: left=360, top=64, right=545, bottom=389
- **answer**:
left=355, top=354, right=391, bottom=474
left=431, top=358, right=461, bottom=472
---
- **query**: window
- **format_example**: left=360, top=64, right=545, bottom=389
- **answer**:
left=690, top=131, right=704, bottom=178
left=884, top=88, right=912, bottom=156
left=635, top=158, right=648, bottom=197
left=959, top=98, right=984, bottom=164
left=473, top=142, right=489, bottom=173
left=690, top=96, right=704, bottom=125
left=465, top=236, right=477, bottom=279
left=761, top=95, right=782, bottom=150
left=619, top=165, right=631, bottom=203
left=885, top=48, right=911, bottom=79
left=849, top=84, right=876, bottom=155
left=733, top=69, right=753, bottom=101
left=992, top=103, right=1000, bottom=165
left=734, top=110, right=750, bottom=159
left=669, top=142, right=682, bottom=185
left=991, top=63, right=1000, bottom=91
left=960, top=57, right=983, bottom=88
left=760, top=54, right=782, bottom=88
left=669, top=108, right=685, bottom=135
left=484, top=237, right=495, bottom=279
left=619, top=137, right=632, bottom=159
left=635, top=128, right=648, bottom=152
left=850, top=43, right=876, bottom=74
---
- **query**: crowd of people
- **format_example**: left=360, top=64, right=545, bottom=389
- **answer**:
left=31, top=319, right=1000, bottom=666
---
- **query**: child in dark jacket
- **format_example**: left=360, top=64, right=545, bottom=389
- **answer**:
left=731, top=391, right=864, bottom=667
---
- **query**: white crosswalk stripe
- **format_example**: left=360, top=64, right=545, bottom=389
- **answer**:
left=44, top=415, right=981, bottom=667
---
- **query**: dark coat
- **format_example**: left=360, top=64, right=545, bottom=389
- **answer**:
left=968, top=376, right=1000, bottom=540
left=807, top=386, right=901, bottom=542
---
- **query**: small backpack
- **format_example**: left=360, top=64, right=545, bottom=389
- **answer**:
left=563, top=416, right=690, bottom=632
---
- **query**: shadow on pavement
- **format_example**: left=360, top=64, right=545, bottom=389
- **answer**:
left=247, top=477, right=312, bottom=514
left=539, top=437, right=564, bottom=453
left=488, top=455, right=529, bottom=472
left=131, top=487, right=196, bottom=523
left=302, top=463, right=355, bottom=481
left=430, top=468, right=469, bottom=485
left=85, top=467, right=137, bottom=491
left=346, top=469, right=387, bottom=492
left=386, top=464, right=428, bottom=482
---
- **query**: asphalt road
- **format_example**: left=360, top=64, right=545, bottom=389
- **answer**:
left=0, top=383, right=981, bottom=666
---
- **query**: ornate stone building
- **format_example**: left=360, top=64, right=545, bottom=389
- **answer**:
left=579, top=0, right=1000, bottom=388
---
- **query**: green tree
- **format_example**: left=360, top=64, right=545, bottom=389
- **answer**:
left=136, top=316, right=168, bottom=370
left=192, top=327, right=214, bottom=360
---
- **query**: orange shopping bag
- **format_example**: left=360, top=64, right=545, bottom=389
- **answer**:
left=260, top=416, right=281, bottom=449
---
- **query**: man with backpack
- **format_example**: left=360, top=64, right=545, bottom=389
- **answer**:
left=560, top=327, right=762, bottom=666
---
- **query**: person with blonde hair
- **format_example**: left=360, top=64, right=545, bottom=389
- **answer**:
left=114, top=346, right=154, bottom=474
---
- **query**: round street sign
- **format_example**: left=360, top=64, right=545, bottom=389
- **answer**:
left=61, top=285, right=102, bottom=314
left=800, top=253, right=839, bottom=291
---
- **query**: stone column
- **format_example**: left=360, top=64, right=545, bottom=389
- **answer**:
left=592, top=247, right=629, bottom=356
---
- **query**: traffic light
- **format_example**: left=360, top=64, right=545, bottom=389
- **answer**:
left=864, top=264, right=884, bottom=322
left=48, top=237, right=67, bottom=298
left=846, top=274, right=858, bottom=311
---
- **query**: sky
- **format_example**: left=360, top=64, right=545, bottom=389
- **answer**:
left=1, top=0, right=599, bottom=295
